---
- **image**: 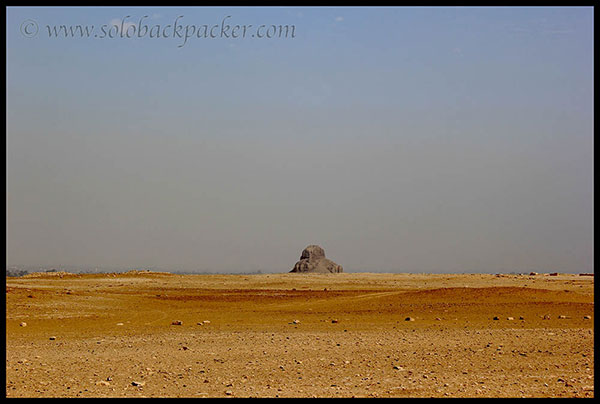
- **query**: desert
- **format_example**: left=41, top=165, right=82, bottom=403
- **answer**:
left=7, top=5, right=594, bottom=400
left=5, top=271, right=594, bottom=398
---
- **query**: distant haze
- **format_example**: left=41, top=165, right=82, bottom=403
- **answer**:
left=6, top=7, right=594, bottom=273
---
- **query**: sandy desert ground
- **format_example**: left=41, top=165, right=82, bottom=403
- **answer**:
left=5, top=271, right=594, bottom=398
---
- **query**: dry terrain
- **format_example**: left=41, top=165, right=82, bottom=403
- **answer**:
left=5, top=272, right=594, bottom=397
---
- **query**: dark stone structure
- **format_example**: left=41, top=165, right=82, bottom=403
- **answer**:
left=290, top=245, right=343, bottom=273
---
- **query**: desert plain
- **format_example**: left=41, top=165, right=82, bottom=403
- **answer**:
left=5, top=271, right=594, bottom=398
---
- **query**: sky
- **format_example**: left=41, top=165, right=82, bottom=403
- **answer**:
left=6, top=7, right=594, bottom=273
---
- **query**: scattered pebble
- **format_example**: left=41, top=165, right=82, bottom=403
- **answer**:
left=132, top=381, right=145, bottom=387
left=405, top=317, right=415, bottom=322
left=19, top=322, right=27, bottom=327
left=171, top=320, right=183, bottom=325
left=49, top=336, right=56, bottom=340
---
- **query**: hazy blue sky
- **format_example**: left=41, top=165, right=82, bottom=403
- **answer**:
left=6, top=7, right=594, bottom=273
